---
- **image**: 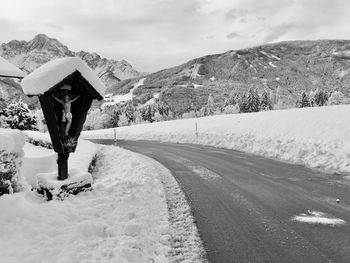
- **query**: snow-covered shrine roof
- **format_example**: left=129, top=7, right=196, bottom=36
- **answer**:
left=0, top=56, right=26, bottom=78
left=21, top=57, right=106, bottom=99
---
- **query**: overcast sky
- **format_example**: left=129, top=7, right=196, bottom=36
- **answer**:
left=0, top=0, right=349, bottom=72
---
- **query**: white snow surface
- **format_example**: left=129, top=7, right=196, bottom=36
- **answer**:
left=22, top=131, right=97, bottom=189
left=192, top=83, right=204, bottom=89
left=0, top=56, right=26, bottom=78
left=260, top=51, right=280, bottom=61
left=268, top=61, right=277, bottom=68
left=0, top=128, right=25, bottom=153
left=102, top=78, right=145, bottom=108
left=23, top=130, right=51, bottom=143
left=22, top=143, right=56, bottom=187
left=21, top=57, right=106, bottom=96
left=292, top=211, right=346, bottom=226
left=82, top=105, right=350, bottom=174
left=1, top=142, right=174, bottom=262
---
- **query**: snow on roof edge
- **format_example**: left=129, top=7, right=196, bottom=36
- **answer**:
left=0, top=57, right=26, bottom=78
left=21, top=57, right=106, bottom=97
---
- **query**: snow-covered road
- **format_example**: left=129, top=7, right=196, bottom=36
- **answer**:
left=97, top=139, right=350, bottom=263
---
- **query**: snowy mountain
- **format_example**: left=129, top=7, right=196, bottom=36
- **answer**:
left=0, top=34, right=141, bottom=108
left=113, top=40, right=350, bottom=115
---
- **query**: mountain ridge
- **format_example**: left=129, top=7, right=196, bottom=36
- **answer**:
left=0, top=34, right=142, bottom=108
left=111, top=39, right=350, bottom=114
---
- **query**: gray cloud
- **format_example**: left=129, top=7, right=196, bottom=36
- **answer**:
left=263, top=23, right=296, bottom=43
left=227, top=32, right=246, bottom=39
left=226, top=9, right=245, bottom=21
left=1, top=0, right=350, bottom=72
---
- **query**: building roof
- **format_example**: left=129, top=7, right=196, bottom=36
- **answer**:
left=21, top=57, right=106, bottom=98
left=0, top=57, right=26, bottom=78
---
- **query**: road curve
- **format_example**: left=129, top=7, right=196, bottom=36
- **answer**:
left=90, top=139, right=350, bottom=263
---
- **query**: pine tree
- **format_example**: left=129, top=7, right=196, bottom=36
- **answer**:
left=260, top=89, right=273, bottom=111
left=118, top=113, right=129, bottom=127
left=0, top=100, right=37, bottom=130
left=206, top=94, right=215, bottom=115
left=155, top=101, right=170, bottom=117
left=238, top=93, right=248, bottom=113
left=245, top=87, right=260, bottom=112
left=275, top=86, right=282, bottom=105
left=225, top=91, right=239, bottom=106
left=309, top=90, right=316, bottom=107
left=298, top=92, right=310, bottom=108
left=109, top=108, right=121, bottom=127
left=314, top=90, right=328, bottom=106
left=102, top=105, right=121, bottom=128
left=124, top=101, right=135, bottom=124
left=142, top=105, right=155, bottom=123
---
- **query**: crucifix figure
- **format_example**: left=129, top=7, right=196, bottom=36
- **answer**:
left=52, top=85, right=80, bottom=136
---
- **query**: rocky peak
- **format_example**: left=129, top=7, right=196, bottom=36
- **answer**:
left=26, top=34, right=72, bottom=56
left=76, top=51, right=102, bottom=69
left=0, top=34, right=142, bottom=107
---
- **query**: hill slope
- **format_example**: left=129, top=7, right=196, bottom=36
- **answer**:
left=112, top=40, right=350, bottom=114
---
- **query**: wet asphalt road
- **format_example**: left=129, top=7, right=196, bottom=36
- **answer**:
left=90, top=139, right=350, bottom=263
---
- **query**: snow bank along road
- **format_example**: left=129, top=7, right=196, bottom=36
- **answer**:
left=90, top=139, right=350, bottom=263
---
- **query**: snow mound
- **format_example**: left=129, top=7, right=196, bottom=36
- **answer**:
left=22, top=131, right=97, bottom=189
left=22, top=143, right=56, bottom=187
left=0, top=144, right=171, bottom=262
left=21, top=57, right=106, bottom=96
left=292, top=210, right=346, bottom=226
left=0, top=128, right=25, bottom=154
left=82, top=105, right=350, bottom=174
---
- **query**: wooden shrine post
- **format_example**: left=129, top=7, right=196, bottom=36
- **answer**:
left=22, top=58, right=105, bottom=183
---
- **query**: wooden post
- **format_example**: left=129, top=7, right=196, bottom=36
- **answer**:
left=57, top=152, right=69, bottom=180
left=114, top=128, right=117, bottom=145
left=195, top=122, right=198, bottom=138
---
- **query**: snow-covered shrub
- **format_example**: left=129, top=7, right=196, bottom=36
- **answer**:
left=223, top=104, right=239, bottom=114
left=103, top=105, right=121, bottom=128
left=84, top=109, right=110, bottom=130
left=32, top=109, right=47, bottom=132
left=0, top=100, right=38, bottom=130
left=0, top=129, right=25, bottom=195
left=153, top=111, right=164, bottom=122
left=26, top=136, right=53, bottom=149
left=134, top=110, right=146, bottom=124
left=327, top=91, right=350, bottom=105
left=0, top=117, right=9, bottom=128
left=118, top=113, right=130, bottom=127
left=182, top=111, right=197, bottom=119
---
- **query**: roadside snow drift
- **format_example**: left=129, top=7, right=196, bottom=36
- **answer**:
left=0, top=128, right=25, bottom=154
left=0, top=142, right=172, bottom=262
left=83, top=105, right=350, bottom=174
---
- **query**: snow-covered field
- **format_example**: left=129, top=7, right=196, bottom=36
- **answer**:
left=1, top=131, right=205, bottom=263
left=82, top=105, right=350, bottom=174
left=102, top=78, right=145, bottom=108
